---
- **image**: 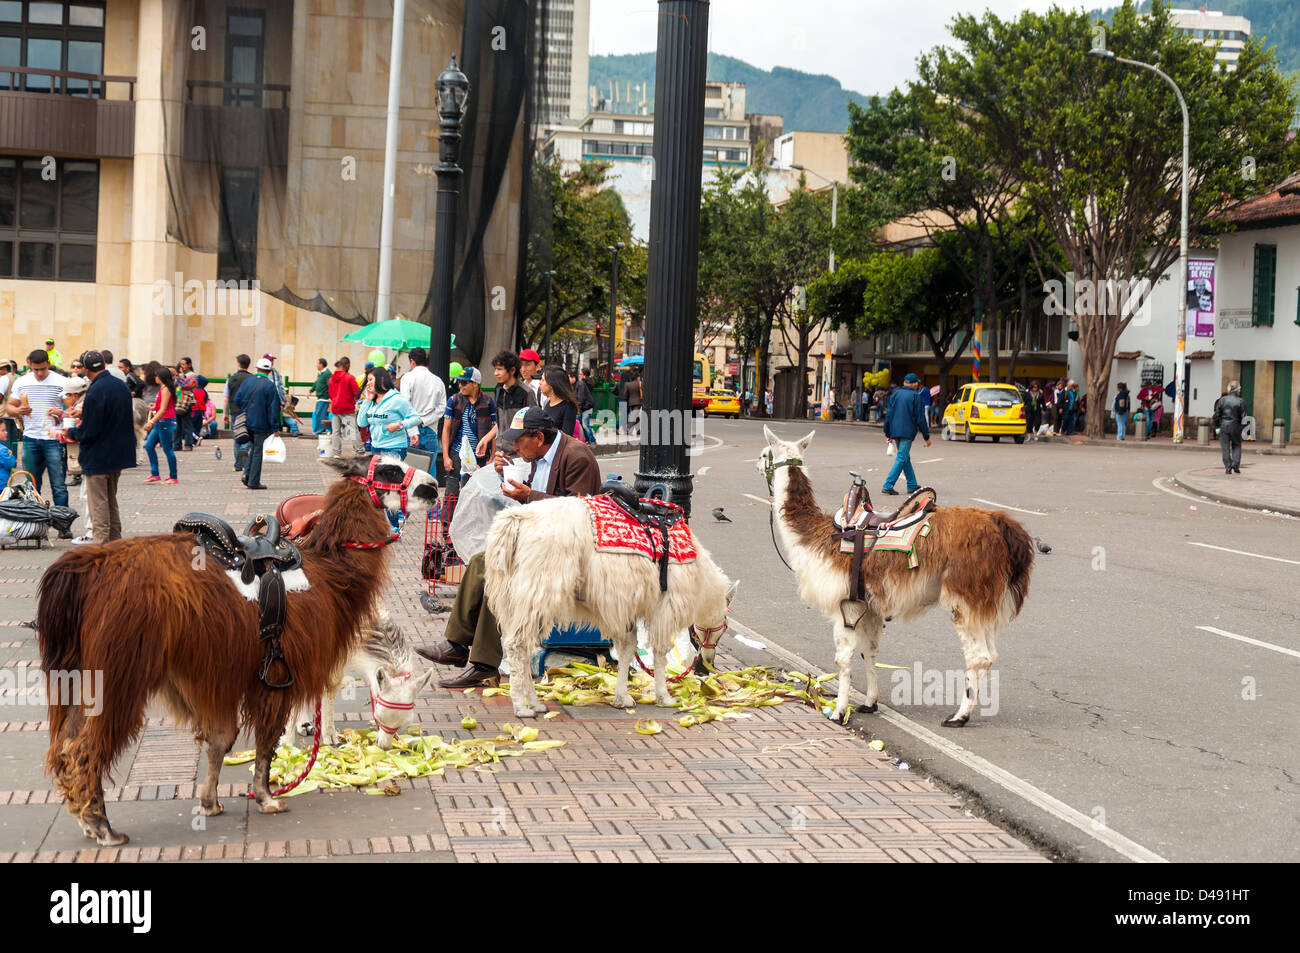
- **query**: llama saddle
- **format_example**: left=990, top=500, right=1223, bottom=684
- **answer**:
left=174, top=512, right=308, bottom=689
left=586, top=490, right=696, bottom=591
left=830, top=486, right=938, bottom=617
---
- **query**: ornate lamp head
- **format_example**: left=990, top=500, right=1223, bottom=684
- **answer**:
left=436, top=55, right=470, bottom=120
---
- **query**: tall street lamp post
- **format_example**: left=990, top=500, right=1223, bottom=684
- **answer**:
left=431, top=55, right=470, bottom=385
left=608, top=242, right=624, bottom=375
left=635, top=0, right=709, bottom=517
left=1090, top=46, right=1189, bottom=443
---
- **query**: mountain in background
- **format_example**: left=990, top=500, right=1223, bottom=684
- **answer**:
left=1092, top=1, right=1300, bottom=76
left=588, top=52, right=872, bottom=133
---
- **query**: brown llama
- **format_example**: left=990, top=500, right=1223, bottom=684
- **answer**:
left=760, top=427, right=1034, bottom=726
left=35, top=454, right=438, bottom=846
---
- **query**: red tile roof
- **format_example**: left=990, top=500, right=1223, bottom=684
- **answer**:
left=1224, top=172, right=1300, bottom=227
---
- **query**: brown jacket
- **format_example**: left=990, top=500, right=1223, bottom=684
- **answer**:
left=526, top=432, right=601, bottom=501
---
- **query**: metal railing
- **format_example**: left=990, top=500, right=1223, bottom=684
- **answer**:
left=0, top=65, right=135, bottom=99
left=184, top=80, right=290, bottom=109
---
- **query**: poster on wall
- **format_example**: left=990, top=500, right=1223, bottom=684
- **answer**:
left=1186, top=259, right=1215, bottom=338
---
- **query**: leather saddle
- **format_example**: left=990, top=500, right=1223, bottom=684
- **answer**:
left=599, top=479, right=686, bottom=591
left=275, top=492, right=326, bottom=541
left=174, top=512, right=304, bottom=689
left=830, top=477, right=937, bottom=623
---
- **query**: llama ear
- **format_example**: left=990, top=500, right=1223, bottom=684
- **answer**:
left=763, top=424, right=778, bottom=446
left=726, top=579, right=739, bottom=604
left=319, top=455, right=368, bottom=476
left=795, top=431, right=815, bottom=454
left=414, top=668, right=438, bottom=694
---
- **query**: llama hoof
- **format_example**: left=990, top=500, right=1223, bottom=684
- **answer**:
left=861, top=702, right=878, bottom=714
left=941, top=715, right=969, bottom=728
left=298, top=720, right=313, bottom=736
left=320, top=730, right=339, bottom=747
left=830, top=706, right=848, bottom=723
left=513, top=706, right=538, bottom=719
left=96, top=829, right=129, bottom=847
left=655, top=695, right=676, bottom=708
left=256, top=798, right=287, bottom=814
left=198, top=800, right=224, bottom=816
left=611, top=694, right=634, bottom=710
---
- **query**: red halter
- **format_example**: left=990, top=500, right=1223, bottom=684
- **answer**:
left=370, top=672, right=414, bottom=738
left=350, top=456, right=416, bottom=516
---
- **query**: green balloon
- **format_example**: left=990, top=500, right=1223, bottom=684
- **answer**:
left=449, top=362, right=464, bottom=379
left=368, top=349, right=386, bottom=366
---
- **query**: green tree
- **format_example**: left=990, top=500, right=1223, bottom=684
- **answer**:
left=523, top=160, right=644, bottom=355
left=937, top=0, right=1298, bottom=436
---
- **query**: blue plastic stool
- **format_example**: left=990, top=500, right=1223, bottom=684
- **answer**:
left=534, top=623, right=613, bottom=677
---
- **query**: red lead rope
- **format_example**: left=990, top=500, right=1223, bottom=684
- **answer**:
left=247, top=700, right=322, bottom=799
left=631, top=622, right=728, bottom=682
left=343, top=533, right=400, bottom=549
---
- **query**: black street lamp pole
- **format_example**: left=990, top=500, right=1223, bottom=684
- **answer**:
left=608, top=242, right=623, bottom=372
left=431, top=56, right=469, bottom=383
left=635, top=0, right=709, bottom=518
left=542, top=269, right=555, bottom=364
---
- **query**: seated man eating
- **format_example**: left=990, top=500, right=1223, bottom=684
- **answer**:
left=417, top=406, right=601, bottom=688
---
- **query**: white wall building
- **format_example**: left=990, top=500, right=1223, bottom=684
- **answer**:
left=533, top=0, right=590, bottom=125
left=1167, top=8, right=1250, bottom=70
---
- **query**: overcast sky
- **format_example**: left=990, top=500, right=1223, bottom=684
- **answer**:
left=590, top=1, right=1097, bottom=97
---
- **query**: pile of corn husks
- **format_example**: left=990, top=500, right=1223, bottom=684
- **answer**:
left=488, top=660, right=849, bottom=728
left=223, top=724, right=564, bottom=797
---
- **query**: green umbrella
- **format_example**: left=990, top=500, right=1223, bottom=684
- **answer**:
left=341, top=319, right=456, bottom=352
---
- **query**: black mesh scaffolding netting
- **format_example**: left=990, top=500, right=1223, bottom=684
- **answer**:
left=160, top=0, right=543, bottom=368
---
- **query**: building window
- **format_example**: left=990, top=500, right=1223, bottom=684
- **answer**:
left=218, top=167, right=259, bottom=281
left=0, top=155, right=97, bottom=280
left=1252, top=243, right=1276, bottom=327
left=0, top=0, right=105, bottom=95
left=224, top=9, right=264, bottom=107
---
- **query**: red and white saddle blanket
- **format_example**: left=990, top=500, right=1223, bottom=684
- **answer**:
left=585, top=494, right=698, bottom=563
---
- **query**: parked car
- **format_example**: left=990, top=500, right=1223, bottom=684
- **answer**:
left=704, top=389, right=741, bottom=418
left=942, top=383, right=1027, bottom=443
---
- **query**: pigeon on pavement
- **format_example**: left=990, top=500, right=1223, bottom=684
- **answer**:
left=712, top=507, right=732, bottom=523
left=1034, top=537, right=1052, bottom=554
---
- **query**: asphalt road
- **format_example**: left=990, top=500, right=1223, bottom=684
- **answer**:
left=601, top=416, right=1300, bottom=863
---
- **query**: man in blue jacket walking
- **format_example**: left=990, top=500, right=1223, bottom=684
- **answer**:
left=882, top=373, right=931, bottom=496
left=233, top=357, right=280, bottom=490
left=63, top=350, right=135, bottom=541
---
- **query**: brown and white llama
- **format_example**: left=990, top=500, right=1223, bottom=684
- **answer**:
left=483, top=496, right=736, bottom=719
left=35, top=454, right=439, bottom=846
left=760, top=426, right=1034, bottom=726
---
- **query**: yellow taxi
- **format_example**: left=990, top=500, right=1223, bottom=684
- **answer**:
left=704, top=389, right=741, bottom=418
left=942, top=382, right=1027, bottom=443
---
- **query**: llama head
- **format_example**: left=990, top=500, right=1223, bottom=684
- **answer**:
left=371, top=663, right=438, bottom=749
left=758, top=426, right=815, bottom=484
left=694, top=578, right=738, bottom=669
left=320, top=453, right=440, bottom=518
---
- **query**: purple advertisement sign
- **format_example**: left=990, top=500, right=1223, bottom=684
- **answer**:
left=1186, top=259, right=1215, bottom=338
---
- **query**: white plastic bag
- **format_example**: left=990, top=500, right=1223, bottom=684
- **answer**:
left=448, top=466, right=520, bottom=559
left=317, top=433, right=331, bottom=457
left=886, top=439, right=896, bottom=457
left=458, top=439, right=480, bottom=476
left=263, top=433, right=287, bottom=463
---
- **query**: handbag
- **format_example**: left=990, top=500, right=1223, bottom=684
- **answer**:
left=233, top=412, right=248, bottom=443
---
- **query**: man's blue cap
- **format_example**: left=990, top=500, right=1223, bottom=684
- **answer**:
left=904, top=373, right=920, bottom=383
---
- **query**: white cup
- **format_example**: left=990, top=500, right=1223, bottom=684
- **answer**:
left=503, top=462, right=529, bottom=485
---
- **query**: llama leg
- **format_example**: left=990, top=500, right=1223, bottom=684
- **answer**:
left=251, top=719, right=288, bottom=813
left=944, top=615, right=995, bottom=727
left=830, top=618, right=857, bottom=724
left=63, top=739, right=127, bottom=846
left=198, top=722, right=239, bottom=816
left=856, top=612, right=884, bottom=713
left=321, top=683, right=339, bottom=746
left=504, top=637, right=540, bottom=719
left=612, top=625, right=635, bottom=709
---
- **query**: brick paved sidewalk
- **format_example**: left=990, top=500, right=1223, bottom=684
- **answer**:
left=1174, top=457, right=1300, bottom=517
left=0, top=437, right=1045, bottom=862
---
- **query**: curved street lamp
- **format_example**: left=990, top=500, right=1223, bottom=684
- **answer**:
left=1090, top=46, right=1189, bottom=443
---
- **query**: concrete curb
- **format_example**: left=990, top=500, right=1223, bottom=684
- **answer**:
left=1171, top=471, right=1300, bottom=518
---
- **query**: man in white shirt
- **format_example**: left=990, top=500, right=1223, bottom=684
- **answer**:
left=399, top=347, right=447, bottom=458
left=101, top=348, right=127, bottom=382
left=4, top=348, right=71, bottom=511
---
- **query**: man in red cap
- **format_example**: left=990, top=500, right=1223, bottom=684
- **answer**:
left=519, top=348, right=542, bottom=400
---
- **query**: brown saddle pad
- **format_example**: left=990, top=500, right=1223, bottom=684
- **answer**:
left=275, top=492, right=326, bottom=541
